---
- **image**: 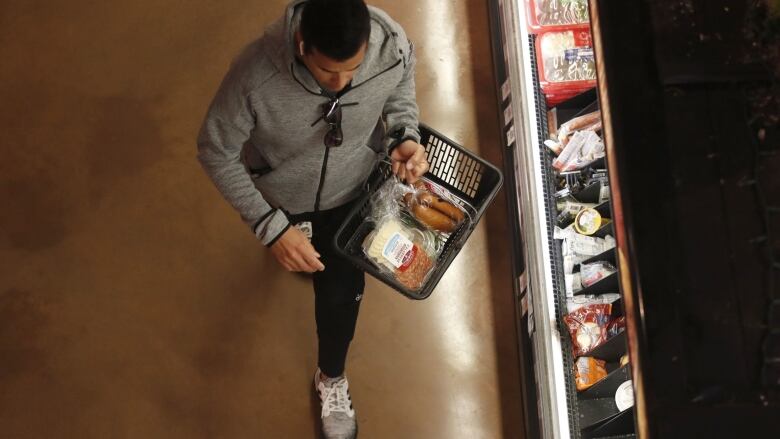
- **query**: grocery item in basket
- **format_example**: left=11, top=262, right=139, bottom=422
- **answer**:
left=574, top=356, right=608, bottom=391
left=615, top=380, right=635, bottom=411
left=564, top=303, right=612, bottom=356
left=530, top=0, right=590, bottom=29
left=403, top=189, right=465, bottom=234
left=580, top=261, right=617, bottom=287
left=539, top=28, right=596, bottom=85
left=553, top=131, right=605, bottom=172
left=363, top=218, right=436, bottom=291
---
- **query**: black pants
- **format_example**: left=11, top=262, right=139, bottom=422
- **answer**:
left=287, top=201, right=365, bottom=378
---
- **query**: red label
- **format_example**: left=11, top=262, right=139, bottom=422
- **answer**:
left=398, top=245, right=418, bottom=272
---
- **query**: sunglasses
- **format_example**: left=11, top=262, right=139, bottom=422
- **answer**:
left=322, top=98, right=343, bottom=147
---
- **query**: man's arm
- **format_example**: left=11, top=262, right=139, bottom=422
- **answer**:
left=197, top=64, right=323, bottom=273
left=383, top=38, right=421, bottom=153
left=383, top=38, right=429, bottom=182
left=197, top=69, right=290, bottom=248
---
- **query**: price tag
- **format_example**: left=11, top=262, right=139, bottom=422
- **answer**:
left=506, top=125, right=517, bottom=147
left=504, top=102, right=513, bottom=125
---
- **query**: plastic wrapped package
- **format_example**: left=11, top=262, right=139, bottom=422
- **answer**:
left=535, top=27, right=597, bottom=103
left=402, top=180, right=470, bottom=234
left=580, top=261, right=617, bottom=287
left=552, top=131, right=605, bottom=172
left=363, top=218, right=437, bottom=291
left=361, top=176, right=473, bottom=291
left=564, top=303, right=613, bottom=356
left=565, top=272, right=583, bottom=295
left=575, top=357, right=609, bottom=391
left=361, top=177, right=441, bottom=291
left=608, top=316, right=627, bottom=337
left=566, top=293, right=621, bottom=314
left=527, top=0, right=590, bottom=31
left=546, top=110, right=601, bottom=155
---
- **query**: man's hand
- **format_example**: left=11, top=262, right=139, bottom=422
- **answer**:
left=390, top=140, right=429, bottom=183
left=270, top=226, right=325, bottom=273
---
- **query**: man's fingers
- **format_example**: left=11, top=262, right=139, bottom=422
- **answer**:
left=392, top=160, right=401, bottom=175
left=414, top=160, right=429, bottom=177
left=305, top=254, right=325, bottom=271
left=292, top=254, right=315, bottom=273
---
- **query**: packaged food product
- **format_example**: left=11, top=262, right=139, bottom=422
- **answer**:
left=574, top=356, right=608, bottom=391
left=615, top=380, right=635, bottom=411
left=608, top=316, right=627, bottom=337
left=363, top=218, right=436, bottom=291
left=553, top=131, right=605, bottom=172
left=557, top=227, right=615, bottom=274
left=536, top=27, right=597, bottom=101
left=566, top=293, right=621, bottom=313
left=546, top=110, right=601, bottom=155
left=361, top=177, right=445, bottom=291
left=527, top=0, right=590, bottom=32
left=403, top=188, right=466, bottom=234
left=565, top=272, right=582, bottom=295
left=580, top=261, right=617, bottom=287
left=620, top=354, right=630, bottom=367
left=564, top=303, right=612, bottom=356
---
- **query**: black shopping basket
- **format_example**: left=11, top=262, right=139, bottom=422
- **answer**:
left=333, top=124, right=504, bottom=299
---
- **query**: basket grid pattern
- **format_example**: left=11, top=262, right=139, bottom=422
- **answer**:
left=425, top=136, right=484, bottom=199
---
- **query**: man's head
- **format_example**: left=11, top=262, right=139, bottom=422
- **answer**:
left=298, top=0, right=371, bottom=93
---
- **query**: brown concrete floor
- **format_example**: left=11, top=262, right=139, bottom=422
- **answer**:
left=0, top=1, right=524, bottom=438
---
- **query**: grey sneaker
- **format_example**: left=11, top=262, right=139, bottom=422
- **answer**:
left=313, top=369, right=357, bottom=439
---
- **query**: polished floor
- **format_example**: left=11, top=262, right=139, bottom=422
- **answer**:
left=0, top=1, right=524, bottom=437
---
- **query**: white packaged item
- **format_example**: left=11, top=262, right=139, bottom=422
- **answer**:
left=615, top=380, right=635, bottom=411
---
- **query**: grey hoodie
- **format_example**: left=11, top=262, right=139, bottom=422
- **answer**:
left=197, top=0, right=420, bottom=246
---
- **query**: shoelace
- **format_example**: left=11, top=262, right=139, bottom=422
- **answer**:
left=320, top=378, right=353, bottom=418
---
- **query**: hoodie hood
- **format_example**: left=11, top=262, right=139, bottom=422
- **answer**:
left=264, top=0, right=412, bottom=95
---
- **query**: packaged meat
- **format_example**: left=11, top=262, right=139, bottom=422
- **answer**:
left=536, top=27, right=597, bottom=102
left=566, top=293, right=621, bottom=313
left=527, top=0, right=590, bottom=32
left=608, top=316, right=627, bottom=337
left=564, top=303, right=612, bottom=356
left=403, top=182, right=467, bottom=234
left=580, top=261, right=617, bottom=287
left=363, top=218, right=436, bottom=291
left=574, top=356, right=608, bottom=391
left=553, top=131, right=605, bottom=172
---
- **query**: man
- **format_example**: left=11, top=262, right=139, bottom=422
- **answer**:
left=197, top=0, right=428, bottom=437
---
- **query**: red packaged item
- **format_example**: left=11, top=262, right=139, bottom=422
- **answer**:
left=536, top=27, right=597, bottom=104
left=564, top=303, right=612, bottom=356
left=526, top=0, right=590, bottom=32
left=608, top=316, right=627, bottom=337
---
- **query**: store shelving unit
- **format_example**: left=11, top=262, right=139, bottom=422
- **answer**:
left=488, top=1, right=639, bottom=438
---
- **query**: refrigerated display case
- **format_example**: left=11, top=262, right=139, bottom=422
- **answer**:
left=488, top=0, right=780, bottom=438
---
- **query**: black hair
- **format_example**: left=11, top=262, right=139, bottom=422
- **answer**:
left=300, top=0, right=371, bottom=61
